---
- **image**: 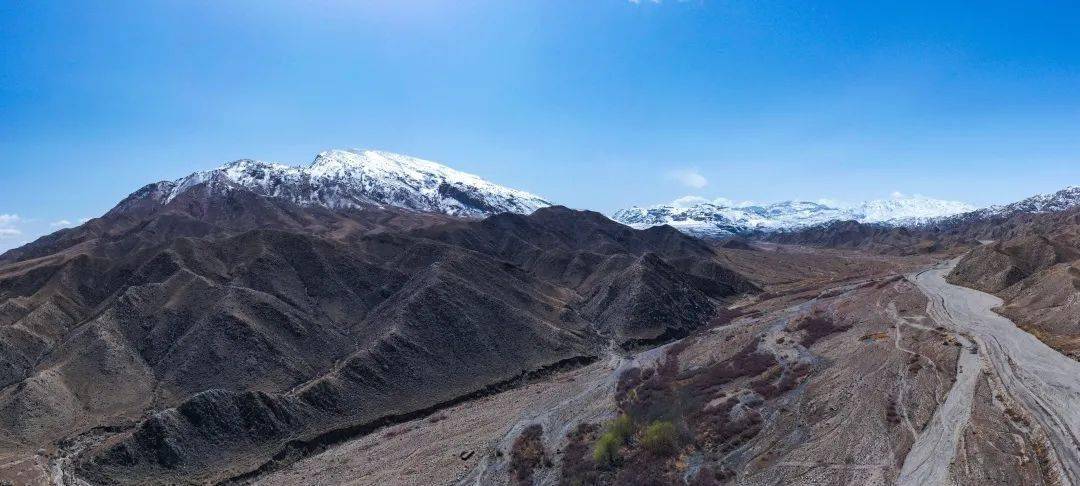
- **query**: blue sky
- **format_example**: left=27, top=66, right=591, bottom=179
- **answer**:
left=3, top=0, right=1080, bottom=251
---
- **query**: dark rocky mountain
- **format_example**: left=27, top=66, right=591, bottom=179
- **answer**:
left=760, top=220, right=975, bottom=255
left=0, top=175, right=757, bottom=483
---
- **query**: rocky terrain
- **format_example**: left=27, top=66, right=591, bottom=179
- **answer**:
left=2, top=152, right=1080, bottom=486
left=759, top=220, right=974, bottom=256
left=0, top=157, right=759, bottom=484
left=946, top=208, right=1080, bottom=359
left=252, top=246, right=1061, bottom=486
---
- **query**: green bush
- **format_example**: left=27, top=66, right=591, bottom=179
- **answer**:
left=593, top=430, right=622, bottom=466
left=607, top=414, right=634, bottom=442
left=641, top=420, right=678, bottom=456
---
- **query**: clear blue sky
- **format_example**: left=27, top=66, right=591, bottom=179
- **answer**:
left=3, top=1, right=1080, bottom=250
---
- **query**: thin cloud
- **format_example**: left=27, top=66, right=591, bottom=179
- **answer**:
left=51, top=219, right=74, bottom=227
left=816, top=198, right=850, bottom=208
left=670, top=196, right=741, bottom=208
left=0, top=214, right=21, bottom=239
left=670, top=195, right=711, bottom=208
left=666, top=169, right=708, bottom=189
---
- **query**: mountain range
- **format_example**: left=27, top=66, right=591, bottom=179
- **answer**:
left=3, top=149, right=1080, bottom=485
left=33, top=148, right=1080, bottom=244
left=0, top=149, right=757, bottom=484
left=611, top=196, right=976, bottom=237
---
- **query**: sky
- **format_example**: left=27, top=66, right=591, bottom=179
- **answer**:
left=3, top=0, right=1080, bottom=251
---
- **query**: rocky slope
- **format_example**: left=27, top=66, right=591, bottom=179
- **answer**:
left=947, top=208, right=1080, bottom=358
left=0, top=166, right=757, bottom=484
left=761, top=220, right=973, bottom=255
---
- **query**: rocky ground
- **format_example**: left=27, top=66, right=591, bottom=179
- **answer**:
left=243, top=247, right=1054, bottom=486
left=3, top=236, right=1075, bottom=485
left=945, top=209, right=1080, bottom=359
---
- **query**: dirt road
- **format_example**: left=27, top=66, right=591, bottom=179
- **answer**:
left=906, top=260, right=1080, bottom=484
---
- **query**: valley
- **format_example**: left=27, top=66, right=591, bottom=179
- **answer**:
left=7, top=1, right=1080, bottom=483
left=6, top=240, right=1060, bottom=485
left=254, top=248, right=1076, bottom=486
left=1, top=152, right=1079, bottom=485
left=913, top=260, right=1080, bottom=484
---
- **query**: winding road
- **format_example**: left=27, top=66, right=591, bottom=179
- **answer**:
left=902, top=259, right=1080, bottom=485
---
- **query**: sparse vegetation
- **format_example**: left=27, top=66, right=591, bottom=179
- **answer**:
left=607, top=414, right=635, bottom=443
left=565, top=337, right=797, bottom=484
left=641, top=420, right=678, bottom=455
left=509, top=424, right=547, bottom=485
left=593, top=430, right=622, bottom=466
left=788, top=308, right=852, bottom=347
left=560, top=423, right=604, bottom=486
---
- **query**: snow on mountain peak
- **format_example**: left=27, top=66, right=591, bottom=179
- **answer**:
left=154, top=149, right=552, bottom=217
left=612, top=194, right=975, bottom=237
left=982, top=185, right=1080, bottom=216
left=857, top=195, right=976, bottom=224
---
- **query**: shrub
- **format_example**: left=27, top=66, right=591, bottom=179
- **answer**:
left=593, top=430, right=622, bottom=466
left=510, top=424, right=547, bottom=485
left=560, top=423, right=602, bottom=486
left=641, top=421, right=678, bottom=456
left=607, top=414, right=634, bottom=443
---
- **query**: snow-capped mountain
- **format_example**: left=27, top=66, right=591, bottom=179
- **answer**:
left=927, top=185, right=1080, bottom=228
left=134, top=149, right=552, bottom=218
left=612, top=196, right=975, bottom=237
left=977, top=185, right=1080, bottom=217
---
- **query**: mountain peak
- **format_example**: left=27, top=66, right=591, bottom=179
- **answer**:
left=985, top=185, right=1080, bottom=215
left=307, top=149, right=487, bottom=186
left=143, top=149, right=552, bottom=218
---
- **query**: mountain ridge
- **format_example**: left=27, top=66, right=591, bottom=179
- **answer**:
left=129, top=149, right=553, bottom=219
left=612, top=195, right=975, bottom=237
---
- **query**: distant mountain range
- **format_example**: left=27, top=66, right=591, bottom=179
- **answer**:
left=613, top=186, right=1080, bottom=238
left=610, top=196, right=976, bottom=237
left=936, top=185, right=1080, bottom=226
left=12, top=148, right=1080, bottom=247
left=92, top=148, right=1080, bottom=241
